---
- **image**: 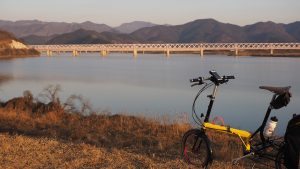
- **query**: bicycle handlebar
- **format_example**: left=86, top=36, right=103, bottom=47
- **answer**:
left=190, top=71, right=235, bottom=87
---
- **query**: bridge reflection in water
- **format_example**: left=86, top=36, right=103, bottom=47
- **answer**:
left=29, top=43, right=300, bottom=57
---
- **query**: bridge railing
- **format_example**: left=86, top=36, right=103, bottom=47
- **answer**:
left=29, top=43, right=300, bottom=54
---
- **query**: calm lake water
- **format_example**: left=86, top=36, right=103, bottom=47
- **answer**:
left=0, top=53, right=299, bottom=134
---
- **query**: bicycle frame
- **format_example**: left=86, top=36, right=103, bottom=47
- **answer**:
left=200, top=83, right=279, bottom=152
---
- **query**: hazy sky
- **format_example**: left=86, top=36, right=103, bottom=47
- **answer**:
left=1, top=0, right=299, bottom=26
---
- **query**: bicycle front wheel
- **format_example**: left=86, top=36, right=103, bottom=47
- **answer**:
left=182, top=129, right=212, bottom=168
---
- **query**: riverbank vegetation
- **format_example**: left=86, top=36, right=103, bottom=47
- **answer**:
left=0, top=86, right=274, bottom=168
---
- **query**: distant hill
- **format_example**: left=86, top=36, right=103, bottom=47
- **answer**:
left=131, top=19, right=300, bottom=43
left=20, top=34, right=57, bottom=45
left=0, top=30, right=39, bottom=58
left=130, top=24, right=183, bottom=43
left=243, top=21, right=295, bottom=42
left=0, top=29, right=18, bottom=41
left=0, top=20, right=114, bottom=37
left=14, top=19, right=300, bottom=44
left=115, top=21, right=157, bottom=34
left=46, top=29, right=140, bottom=44
left=284, top=21, right=300, bottom=42
left=177, top=19, right=246, bottom=43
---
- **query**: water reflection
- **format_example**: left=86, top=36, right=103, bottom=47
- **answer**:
left=0, top=54, right=299, bottom=134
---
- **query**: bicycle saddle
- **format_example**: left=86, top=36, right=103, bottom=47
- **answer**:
left=259, top=86, right=291, bottom=95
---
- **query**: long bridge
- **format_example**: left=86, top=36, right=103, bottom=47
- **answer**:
left=29, top=43, right=300, bottom=57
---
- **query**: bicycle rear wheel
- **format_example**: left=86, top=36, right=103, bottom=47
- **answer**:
left=182, top=129, right=212, bottom=168
left=275, top=147, right=287, bottom=169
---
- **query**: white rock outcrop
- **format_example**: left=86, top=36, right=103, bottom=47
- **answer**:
left=9, top=40, right=28, bottom=49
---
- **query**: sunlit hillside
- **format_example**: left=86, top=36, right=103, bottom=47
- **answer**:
left=0, top=30, right=39, bottom=58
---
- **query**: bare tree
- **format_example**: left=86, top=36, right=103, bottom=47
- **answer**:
left=38, top=84, right=61, bottom=104
left=23, top=90, right=33, bottom=101
left=64, top=94, right=93, bottom=115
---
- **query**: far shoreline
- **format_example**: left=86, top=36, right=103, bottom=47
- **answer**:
left=0, top=54, right=40, bottom=60
left=0, top=75, right=10, bottom=85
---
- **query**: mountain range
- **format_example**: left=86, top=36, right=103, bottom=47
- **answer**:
left=115, top=21, right=157, bottom=34
left=1, top=19, right=299, bottom=44
left=131, top=19, right=300, bottom=43
left=0, top=20, right=156, bottom=37
left=46, top=29, right=141, bottom=44
left=0, top=20, right=114, bottom=37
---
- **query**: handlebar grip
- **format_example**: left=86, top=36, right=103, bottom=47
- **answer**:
left=190, top=78, right=199, bottom=83
left=190, top=77, right=203, bottom=83
left=225, top=76, right=235, bottom=79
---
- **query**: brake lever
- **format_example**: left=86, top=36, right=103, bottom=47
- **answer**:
left=191, top=83, right=199, bottom=87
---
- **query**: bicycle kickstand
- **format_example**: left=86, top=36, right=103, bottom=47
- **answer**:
left=232, top=152, right=255, bottom=165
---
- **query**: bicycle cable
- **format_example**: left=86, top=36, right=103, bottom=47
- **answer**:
left=192, top=82, right=213, bottom=126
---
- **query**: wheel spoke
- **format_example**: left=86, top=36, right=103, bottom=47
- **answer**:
left=182, top=129, right=211, bottom=167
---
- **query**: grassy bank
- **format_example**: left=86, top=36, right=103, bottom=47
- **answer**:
left=0, top=88, right=272, bottom=168
left=0, top=133, right=189, bottom=168
left=0, top=133, right=247, bottom=169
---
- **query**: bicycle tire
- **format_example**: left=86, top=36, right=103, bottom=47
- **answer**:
left=275, top=147, right=287, bottom=169
left=182, top=129, right=212, bottom=168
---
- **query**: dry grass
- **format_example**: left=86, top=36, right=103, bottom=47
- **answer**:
left=0, top=133, right=185, bottom=169
left=0, top=90, right=273, bottom=168
left=0, top=108, right=191, bottom=158
left=0, top=133, right=247, bottom=169
left=0, top=108, right=254, bottom=168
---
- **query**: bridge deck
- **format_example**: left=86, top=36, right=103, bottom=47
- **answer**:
left=29, top=43, right=300, bottom=56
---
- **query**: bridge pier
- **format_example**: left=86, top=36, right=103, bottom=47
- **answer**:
left=100, top=50, right=107, bottom=56
left=270, top=49, right=274, bottom=55
left=166, top=49, right=170, bottom=57
left=72, top=50, right=79, bottom=56
left=133, top=48, right=138, bottom=57
left=200, top=48, right=204, bottom=57
left=235, top=49, right=239, bottom=56
left=46, top=50, right=53, bottom=56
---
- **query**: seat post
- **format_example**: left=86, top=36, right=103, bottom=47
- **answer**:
left=251, top=94, right=277, bottom=141
left=259, top=94, right=277, bottom=142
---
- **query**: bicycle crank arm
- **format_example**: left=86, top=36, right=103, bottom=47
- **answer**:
left=232, top=152, right=255, bottom=165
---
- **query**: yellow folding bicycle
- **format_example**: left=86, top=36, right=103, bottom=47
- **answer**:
left=181, top=70, right=291, bottom=168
